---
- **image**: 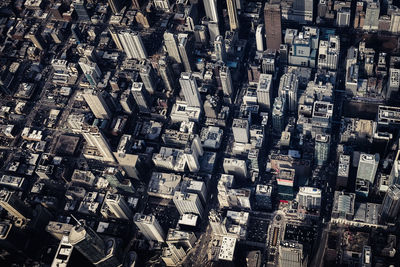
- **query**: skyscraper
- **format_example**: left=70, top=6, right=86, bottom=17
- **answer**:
left=82, top=89, right=112, bottom=119
left=315, top=134, right=330, bottom=166
left=379, top=184, right=400, bottom=223
left=203, top=0, right=218, bottom=22
left=68, top=224, right=106, bottom=265
left=109, top=26, right=123, bottom=51
left=163, top=31, right=181, bottom=64
left=256, top=24, right=264, bottom=52
left=0, top=189, right=31, bottom=221
left=219, top=65, right=233, bottom=97
left=257, top=73, right=273, bottom=111
left=297, top=187, right=322, bottom=209
left=118, top=30, right=148, bottom=60
left=133, top=213, right=165, bottom=242
left=279, top=241, right=305, bottom=267
left=101, top=192, right=132, bottom=220
left=158, top=56, right=175, bottom=92
left=264, top=3, right=282, bottom=50
left=179, top=72, right=202, bottom=108
left=72, top=0, right=90, bottom=22
left=208, top=209, right=227, bottom=236
left=173, top=191, right=205, bottom=218
left=178, top=33, right=194, bottom=72
left=278, top=73, right=298, bottom=113
left=79, top=57, right=102, bottom=88
left=272, top=96, right=286, bottom=133
left=108, top=0, right=125, bottom=14
left=227, top=0, right=239, bottom=31
left=363, top=2, right=380, bottom=31
left=131, top=82, right=151, bottom=114
left=214, top=35, right=227, bottom=62
left=357, top=153, right=380, bottom=184
left=139, top=63, right=156, bottom=94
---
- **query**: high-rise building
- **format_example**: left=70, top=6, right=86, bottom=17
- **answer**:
left=257, top=74, right=273, bottom=111
left=133, top=213, right=165, bottom=242
left=318, top=35, right=340, bottom=70
left=214, top=35, right=227, bottom=62
left=52, top=236, right=73, bottom=267
left=337, top=154, right=350, bottom=188
left=389, top=150, right=400, bottom=185
left=108, top=0, right=125, bottom=14
left=162, top=245, right=186, bottom=266
left=279, top=241, right=305, bottom=267
left=79, top=57, right=102, bottom=88
left=0, top=189, right=31, bottom=221
left=255, top=184, right=272, bottom=210
left=278, top=73, right=298, bottom=113
left=208, top=209, right=227, bottom=236
left=68, top=224, right=106, bottom=265
left=315, top=134, right=330, bottom=166
left=109, top=27, right=123, bottom=50
left=173, top=191, right=205, bottom=218
left=118, top=30, right=148, bottom=60
left=101, top=192, right=132, bottom=220
left=357, top=153, right=379, bottom=184
left=363, top=2, right=380, bottom=31
left=178, top=33, right=194, bottom=72
left=179, top=72, right=202, bottom=108
left=264, top=3, right=282, bottom=50
left=158, top=56, right=175, bottom=92
left=297, top=187, right=322, bottom=209
left=219, top=65, right=233, bottom=97
left=163, top=31, right=181, bottom=64
left=113, top=135, right=143, bottom=180
left=72, top=0, right=90, bottom=22
left=82, top=89, right=112, bottom=119
left=119, top=89, right=135, bottom=114
left=256, top=24, right=264, bottom=52
left=203, top=0, right=218, bottom=23
left=183, top=135, right=203, bottom=173
left=272, top=96, right=286, bottom=133
left=227, top=0, right=239, bottom=31
left=208, top=21, right=220, bottom=43
left=154, top=0, right=171, bottom=11
left=223, top=158, right=248, bottom=179
left=379, top=184, right=400, bottom=223
left=131, top=82, right=151, bottom=114
left=27, top=25, right=46, bottom=51
left=390, top=9, right=400, bottom=34
left=139, top=63, right=156, bottom=94
left=336, top=7, right=351, bottom=27
left=232, top=118, right=249, bottom=143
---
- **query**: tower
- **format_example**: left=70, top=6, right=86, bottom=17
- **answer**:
left=79, top=57, right=102, bottom=88
left=163, top=31, right=181, bottom=64
left=214, top=35, right=227, bottom=62
left=158, top=56, right=175, bottom=92
left=101, top=192, right=132, bottom=220
left=139, top=63, right=156, bottom=94
left=173, top=192, right=204, bottom=218
left=264, top=3, right=282, bottom=50
left=257, top=74, right=273, bottom=111
left=278, top=73, right=298, bottom=113
left=82, top=89, right=112, bottom=119
left=256, top=24, right=264, bottom=52
left=203, top=0, right=218, bottom=23
left=226, top=0, right=239, bottom=31
left=356, top=153, right=380, bottom=184
left=178, top=33, right=194, bottom=72
left=133, top=213, right=165, bottom=242
left=118, top=30, right=148, bottom=60
left=219, top=65, right=233, bottom=98
left=315, top=134, right=330, bottom=166
left=379, top=184, right=400, bottom=223
left=179, top=72, right=202, bottom=108
left=131, top=82, right=151, bottom=114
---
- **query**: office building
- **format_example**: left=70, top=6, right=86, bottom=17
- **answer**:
left=288, top=26, right=319, bottom=68
left=158, top=56, right=175, bottom=92
left=257, top=74, right=273, bottom=111
left=166, top=229, right=197, bottom=250
left=0, top=189, right=31, bottom=221
left=227, top=0, right=239, bottom=31
left=133, top=213, right=165, bottom=242
left=232, top=118, right=249, bottom=144
left=72, top=0, right=90, bottom=22
left=183, top=135, right=203, bottom=173
left=387, top=68, right=400, bottom=100
left=278, top=73, right=298, bottom=113
left=223, top=158, right=248, bottom=179
left=264, top=3, right=282, bottom=50
left=214, top=35, right=227, bottom=62
left=131, top=82, right=151, bottom=114
left=68, top=224, right=106, bottom=265
left=119, top=89, right=135, bottom=114
left=337, top=154, right=350, bottom=188
left=179, top=72, right=202, bottom=108
left=336, top=7, right=351, bottom=27
left=272, top=96, right=286, bottom=133
left=331, top=191, right=355, bottom=221
left=363, top=2, right=380, bottom=31
left=164, top=31, right=181, bottom=63
left=297, top=187, right=322, bottom=209
left=203, top=0, right=218, bottom=22
left=379, top=184, right=400, bottom=223
left=118, top=30, right=148, bottom=60
left=79, top=57, right=102, bottom=88
left=208, top=21, right=220, bottom=43
left=277, top=168, right=296, bottom=201
left=52, top=236, right=73, bottom=267
left=209, top=209, right=227, bottom=236
left=256, top=24, right=264, bottom=52
left=255, top=184, right=272, bottom=210
left=390, top=9, right=400, bottom=34
left=173, top=191, right=205, bottom=218
left=100, top=192, right=132, bottom=220
left=318, top=35, right=340, bottom=70
left=357, top=153, right=379, bottom=184
left=178, top=33, right=194, bottom=72
left=315, top=134, right=330, bottom=166
left=139, top=63, right=157, bottom=94
left=113, top=135, right=143, bottom=180
left=27, top=25, right=46, bottom=51
left=108, top=0, right=125, bottom=14
left=82, top=89, right=112, bottom=119
left=219, top=65, right=233, bottom=97
left=279, top=241, right=305, bottom=267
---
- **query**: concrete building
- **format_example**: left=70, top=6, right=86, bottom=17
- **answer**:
left=223, top=158, right=248, bottom=179
left=331, top=191, right=355, bottom=221
left=257, top=74, right=273, bottom=111
left=336, top=7, right=351, bottom=27
left=279, top=241, right=305, bottom=267
left=179, top=72, right=202, bottom=108
left=337, top=154, right=350, bottom=188
left=288, top=27, right=319, bottom=68
left=379, top=184, right=400, bottom=224
left=356, top=153, right=379, bottom=184
left=178, top=33, right=194, bottom=72
left=163, top=31, right=181, bottom=63
left=219, top=65, right=233, bottom=98
left=297, top=187, right=322, bottom=209
left=147, top=172, right=182, bottom=199
left=272, top=96, right=286, bottom=133
left=131, top=82, right=151, bottom=114
left=227, top=0, right=239, bottom=31
left=82, top=89, right=112, bottom=120
left=118, top=30, right=148, bottom=60
left=255, top=184, right=272, bottom=210
left=214, top=35, right=227, bottom=62
left=133, top=213, right=165, bottom=242
left=0, top=189, right=31, bottom=221
left=232, top=118, right=249, bottom=144
left=139, top=63, right=157, bottom=94
left=318, top=35, right=340, bottom=70
left=264, top=3, right=282, bottom=50
left=203, top=0, right=218, bottom=22
left=278, top=73, right=298, bottom=113
left=315, top=134, right=330, bottom=166
left=256, top=24, right=264, bottom=52
left=209, top=209, right=227, bottom=236
left=100, top=192, right=132, bottom=220
left=363, top=1, right=380, bottom=31
left=173, top=191, right=205, bottom=218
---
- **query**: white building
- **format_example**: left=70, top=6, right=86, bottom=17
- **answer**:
left=232, top=118, right=249, bottom=144
left=278, top=73, right=298, bottom=113
left=357, top=153, right=379, bottom=184
left=133, top=213, right=165, bottom=242
left=179, top=72, right=202, bottom=108
left=173, top=191, right=204, bottom=218
left=318, top=35, right=340, bottom=70
left=297, top=187, right=322, bottom=209
left=223, top=158, right=248, bottom=179
left=257, top=74, right=273, bottom=111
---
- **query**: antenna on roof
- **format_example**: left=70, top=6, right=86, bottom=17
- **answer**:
left=70, top=214, right=83, bottom=226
